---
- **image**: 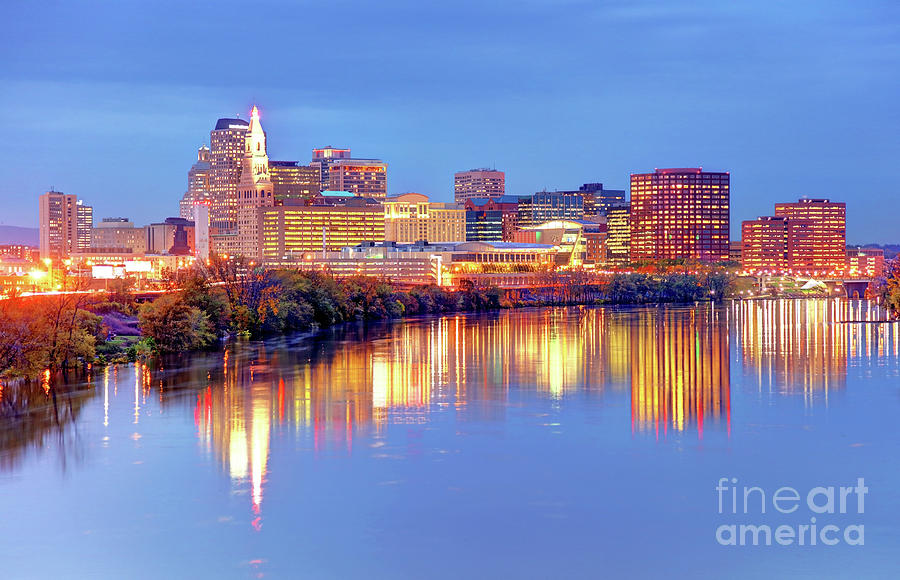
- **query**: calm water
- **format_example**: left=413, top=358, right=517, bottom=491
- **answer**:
left=1, top=300, right=899, bottom=579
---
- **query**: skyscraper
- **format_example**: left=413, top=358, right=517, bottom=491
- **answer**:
left=311, top=146, right=351, bottom=191
left=578, top=183, right=627, bottom=217
left=773, top=198, right=846, bottom=276
left=605, top=203, right=631, bottom=266
left=328, top=158, right=388, bottom=199
left=235, top=106, right=273, bottom=258
left=39, top=191, right=92, bottom=260
left=516, top=191, right=584, bottom=228
left=629, top=168, right=730, bottom=262
left=209, top=117, right=249, bottom=230
left=179, top=145, right=211, bottom=219
left=454, top=169, right=505, bottom=203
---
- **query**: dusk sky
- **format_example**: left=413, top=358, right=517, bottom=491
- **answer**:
left=1, top=0, right=897, bottom=242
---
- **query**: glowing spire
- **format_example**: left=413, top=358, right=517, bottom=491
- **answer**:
left=251, top=105, right=259, bottom=120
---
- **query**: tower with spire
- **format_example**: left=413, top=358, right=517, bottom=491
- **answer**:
left=236, top=105, right=274, bottom=258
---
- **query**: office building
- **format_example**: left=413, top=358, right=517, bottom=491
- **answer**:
left=629, top=168, right=730, bottom=262
left=454, top=169, right=505, bottom=203
left=38, top=191, right=92, bottom=260
left=91, top=218, right=147, bottom=254
left=578, top=183, right=627, bottom=217
left=147, top=218, right=195, bottom=255
left=464, top=196, right=521, bottom=242
left=259, top=197, right=385, bottom=262
left=774, top=198, right=846, bottom=275
left=327, top=158, right=387, bottom=199
left=270, top=161, right=320, bottom=202
left=517, top=191, right=584, bottom=228
left=846, top=247, right=884, bottom=279
left=741, top=216, right=790, bottom=274
left=605, top=203, right=631, bottom=266
left=383, top=193, right=465, bottom=243
left=209, top=117, right=249, bottom=229
left=311, top=146, right=352, bottom=191
left=179, top=145, right=211, bottom=219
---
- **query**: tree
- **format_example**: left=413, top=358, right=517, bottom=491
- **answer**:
left=138, top=293, right=215, bottom=353
left=881, top=261, right=900, bottom=319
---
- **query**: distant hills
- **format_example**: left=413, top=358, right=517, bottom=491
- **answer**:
left=0, top=226, right=39, bottom=245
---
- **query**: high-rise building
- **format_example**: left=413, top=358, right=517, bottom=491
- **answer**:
left=629, top=168, right=730, bottom=262
left=454, top=169, right=505, bottom=203
left=383, top=193, right=466, bottom=244
left=327, top=158, right=387, bottom=199
left=147, top=218, right=195, bottom=255
left=259, top=197, right=385, bottom=262
left=91, top=218, right=146, bottom=254
left=311, top=146, right=351, bottom=191
left=517, top=191, right=584, bottom=228
left=39, top=191, right=92, bottom=260
left=464, top=196, right=521, bottom=242
left=605, top=203, right=631, bottom=266
left=209, top=117, right=249, bottom=230
left=578, top=183, right=627, bottom=217
left=193, top=203, right=210, bottom=260
left=740, top=216, right=790, bottom=274
left=846, top=247, right=884, bottom=279
left=180, top=146, right=211, bottom=219
left=774, top=198, right=846, bottom=276
left=235, top=106, right=274, bottom=259
left=269, top=161, right=320, bottom=203
left=742, top=198, right=847, bottom=276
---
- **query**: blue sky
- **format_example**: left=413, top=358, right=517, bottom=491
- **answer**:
left=1, top=0, right=897, bottom=242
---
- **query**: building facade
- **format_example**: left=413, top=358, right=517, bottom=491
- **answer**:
left=311, top=146, right=352, bottom=191
left=235, top=106, right=274, bottom=258
left=454, top=169, right=505, bottom=203
left=741, top=216, right=790, bottom=274
left=179, top=145, right=211, bottom=219
left=517, top=191, right=584, bottom=228
left=605, top=203, right=630, bottom=266
left=383, top=193, right=465, bottom=243
left=327, top=158, right=387, bottom=199
left=270, top=161, right=320, bottom=202
left=578, top=183, right=627, bottom=217
left=259, top=198, right=386, bottom=262
left=774, top=198, right=846, bottom=276
left=91, top=218, right=147, bottom=254
left=208, top=117, right=249, bottom=230
left=464, top=196, right=521, bottom=242
left=39, top=191, right=92, bottom=260
left=629, top=168, right=730, bottom=262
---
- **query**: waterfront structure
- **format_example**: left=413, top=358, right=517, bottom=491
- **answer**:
left=38, top=191, right=92, bottom=260
left=234, top=106, right=274, bottom=258
left=91, top=218, right=146, bottom=254
left=269, top=161, right=320, bottom=202
left=383, top=193, right=465, bottom=243
left=326, top=158, right=388, bottom=199
left=310, top=146, right=352, bottom=191
left=846, top=247, right=884, bottom=279
left=454, top=169, right=505, bottom=203
left=629, top=168, right=730, bottom=262
left=259, top=197, right=385, bottom=262
left=605, top=203, right=630, bottom=266
left=741, top=198, right=847, bottom=276
left=464, top=196, right=520, bottom=242
left=179, top=146, right=211, bottom=219
left=578, top=183, right=627, bottom=217
left=517, top=191, right=584, bottom=228
left=774, top=198, right=846, bottom=276
left=209, top=117, right=249, bottom=229
left=514, top=219, right=606, bottom=266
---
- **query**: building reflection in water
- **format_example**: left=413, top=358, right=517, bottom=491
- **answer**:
left=32, top=298, right=886, bottom=525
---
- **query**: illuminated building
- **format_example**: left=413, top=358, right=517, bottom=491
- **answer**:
left=91, top=218, right=146, bottom=254
left=259, top=197, right=385, bottom=261
left=327, top=158, right=387, bottom=199
left=729, top=241, right=742, bottom=263
left=774, top=198, right=846, bottom=276
left=193, top=203, right=210, bottom=260
left=209, top=117, right=249, bottom=230
left=464, top=196, right=520, bottom=242
left=0, top=244, right=36, bottom=261
left=578, top=183, right=627, bottom=217
left=310, top=146, right=351, bottom=191
left=629, top=168, right=730, bottom=262
left=179, top=145, right=211, bottom=219
left=604, top=203, right=630, bottom=266
left=513, top=219, right=606, bottom=266
left=383, top=193, right=465, bottom=243
left=846, top=247, right=884, bottom=279
left=741, top=216, right=789, bottom=274
left=38, top=190, right=92, bottom=260
left=235, top=106, right=274, bottom=259
left=454, top=168, right=505, bottom=203
left=269, top=161, right=320, bottom=203
left=517, top=191, right=584, bottom=228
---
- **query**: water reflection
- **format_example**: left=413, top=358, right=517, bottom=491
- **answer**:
left=2, top=300, right=897, bottom=523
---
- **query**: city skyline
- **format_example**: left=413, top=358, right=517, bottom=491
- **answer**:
left=1, top=1, right=897, bottom=242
